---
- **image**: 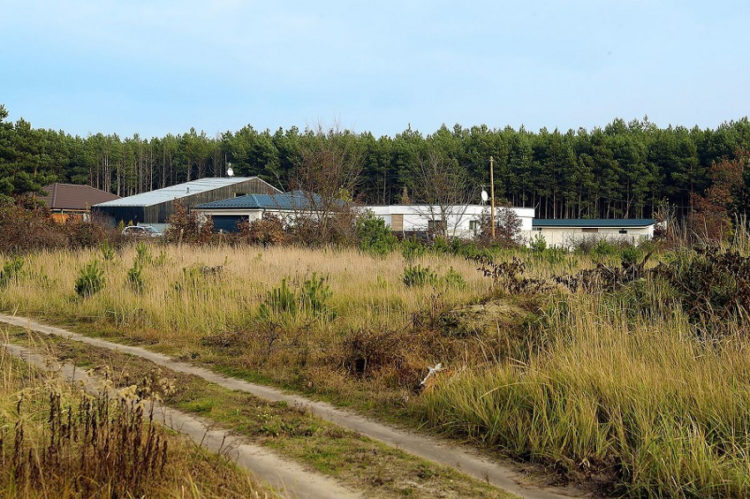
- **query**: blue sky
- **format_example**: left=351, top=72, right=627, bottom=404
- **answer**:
left=1, top=0, right=749, bottom=137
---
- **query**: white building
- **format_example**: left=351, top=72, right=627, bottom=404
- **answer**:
left=530, top=219, right=655, bottom=248
left=361, top=205, right=535, bottom=239
left=193, top=191, right=656, bottom=247
left=193, top=191, right=322, bottom=232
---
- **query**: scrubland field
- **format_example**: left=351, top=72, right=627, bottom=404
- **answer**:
left=2, top=234, right=750, bottom=497
left=0, top=335, right=263, bottom=497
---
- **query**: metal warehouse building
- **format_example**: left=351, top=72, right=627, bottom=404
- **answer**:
left=92, top=177, right=281, bottom=225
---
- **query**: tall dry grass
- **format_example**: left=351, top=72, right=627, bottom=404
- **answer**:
left=420, top=283, right=750, bottom=496
left=0, top=332, right=264, bottom=497
left=0, top=245, right=488, bottom=347
left=4, top=241, right=750, bottom=495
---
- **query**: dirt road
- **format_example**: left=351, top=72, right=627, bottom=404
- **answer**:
left=3, top=341, right=361, bottom=498
left=0, top=313, right=584, bottom=499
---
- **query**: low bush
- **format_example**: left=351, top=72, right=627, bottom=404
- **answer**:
left=403, top=264, right=438, bottom=287
left=0, top=255, right=24, bottom=287
left=134, top=240, right=151, bottom=265
left=299, top=272, right=334, bottom=317
left=0, top=202, right=119, bottom=253
left=127, top=260, right=145, bottom=293
left=356, top=212, right=398, bottom=256
left=287, top=210, right=358, bottom=247
left=529, top=236, right=568, bottom=264
left=401, top=237, right=427, bottom=260
left=164, top=201, right=213, bottom=244
left=655, top=246, right=750, bottom=332
left=100, top=240, right=116, bottom=261
left=338, top=327, right=424, bottom=386
left=75, top=260, right=105, bottom=297
left=258, top=274, right=334, bottom=321
left=64, top=217, right=110, bottom=248
left=403, top=264, right=468, bottom=289
left=529, top=233, right=547, bottom=253
left=258, top=278, right=298, bottom=319
left=238, top=213, right=288, bottom=245
left=442, top=267, right=466, bottom=289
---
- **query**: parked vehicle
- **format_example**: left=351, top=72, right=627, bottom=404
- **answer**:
left=122, top=225, right=161, bottom=237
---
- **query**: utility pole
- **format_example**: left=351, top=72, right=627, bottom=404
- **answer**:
left=490, top=156, right=496, bottom=239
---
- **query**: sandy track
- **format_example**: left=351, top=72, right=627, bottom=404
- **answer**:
left=2, top=341, right=360, bottom=499
left=0, top=313, right=584, bottom=499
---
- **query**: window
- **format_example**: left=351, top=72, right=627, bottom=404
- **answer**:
left=582, top=228, right=599, bottom=233
left=619, top=229, right=628, bottom=234
left=469, top=220, right=479, bottom=232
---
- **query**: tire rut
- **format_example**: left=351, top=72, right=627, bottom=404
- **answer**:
left=2, top=342, right=360, bottom=499
left=0, top=313, right=585, bottom=499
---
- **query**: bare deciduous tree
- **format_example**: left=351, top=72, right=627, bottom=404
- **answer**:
left=410, top=150, right=475, bottom=238
left=290, top=125, right=363, bottom=243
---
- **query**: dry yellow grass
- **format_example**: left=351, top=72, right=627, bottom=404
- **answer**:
left=421, top=286, right=750, bottom=496
left=4, top=241, right=750, bottom=496
left=0, top=333, right=266, bottom=498
left=0, top=245, right=487, bottom=348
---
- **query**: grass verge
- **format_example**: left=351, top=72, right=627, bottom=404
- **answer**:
left=0, top=333, right=268, bottom=498
left=5, top=325, right=513, bottom=499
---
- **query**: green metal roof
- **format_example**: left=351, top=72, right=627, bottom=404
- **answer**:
left=532, top=218, right=655, bottom=228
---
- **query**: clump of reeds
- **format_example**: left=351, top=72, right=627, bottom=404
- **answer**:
left=2, top=370, right=172, bottom=497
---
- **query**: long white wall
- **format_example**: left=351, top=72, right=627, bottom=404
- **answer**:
left=530, top=226, right=655, bottom=248
left=196, top=203, right=656, bottom=247
left=361, top=205, right=535, bottom=239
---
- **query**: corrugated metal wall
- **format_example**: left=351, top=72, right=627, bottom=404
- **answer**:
left=94, top=178, right=280, bottom=225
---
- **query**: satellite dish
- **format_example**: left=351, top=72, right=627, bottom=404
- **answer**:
left=227, top=167, right=234, bottom=177
left=481, top=190, right=489, bottom=203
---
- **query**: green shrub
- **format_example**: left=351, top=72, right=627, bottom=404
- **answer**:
left=75, top=260, right=104, bottom=297
left=403, top=264, right=437, bottom=287
left=529, top=234, right=568, bottom=264
left=258, top=278, right=298, bottom=319
left=127, top=260, right=144, bottom=293
left=541, top=246, right=568, bottom=265
left=592, top=239, right=619, bottom=257
left=153, top=250, right=168, bottom=266
left=529, top=233, right=547, bottom=253
left=401, top=237, right=426, bottom=260
left=0, top=255, right=24, bottom=287
left=620, top=246, right=642, bottom=266
left=442, top=267, right=466, bottom=289
left=135, top=241, right=152, bottom=265
left=299, top=273, right=334, bottom=318
left=356, top=213, right=398, bottom=256
left=258, top=274, right=335, bottom=321
left=173, top=265, right=201, bottom=293
left=431, top=236, right=453, bottom=254
left=99, top=240, right=116, bottom=261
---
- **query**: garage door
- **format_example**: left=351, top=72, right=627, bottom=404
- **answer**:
left=212, top=215, right=245, bottom=233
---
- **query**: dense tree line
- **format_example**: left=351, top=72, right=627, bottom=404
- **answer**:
left=1, top=104, right=749, bottom=219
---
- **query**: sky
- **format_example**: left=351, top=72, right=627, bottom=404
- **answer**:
left=1, top=0, right=749, bottom=138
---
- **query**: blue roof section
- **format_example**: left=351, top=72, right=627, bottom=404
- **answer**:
left=196, top=191, right=318, bottom=210
left=532, top=218, right=655, bottom=228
